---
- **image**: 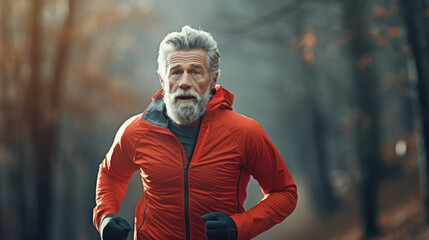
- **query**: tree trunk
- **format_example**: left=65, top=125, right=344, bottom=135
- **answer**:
left=26, top=0, right=76, bottom=238
left=27, top=0, right=46, bottom=238
left=0, top=0, right=10, bottom=238
left=289, top=16, right=339, bottom=215
left=35, top=138, right=53, bottom=240
left=343, top=0, right=381, bottom=237
left=399, top=0, right=429, bottom=225
left=301, top=64, right=339, bottom=214
left=1, top=0, right=31, bottom=238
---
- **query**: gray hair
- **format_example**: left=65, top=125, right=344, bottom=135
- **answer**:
left=157, top=26, right=221, bottom=81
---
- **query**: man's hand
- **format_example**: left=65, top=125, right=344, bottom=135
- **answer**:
left=202, top=212, right=238, bottom=240
left=100, top=214, right=131, bottom=240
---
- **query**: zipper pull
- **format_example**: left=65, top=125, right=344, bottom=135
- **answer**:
left=184, top=165, right=188, bottom=175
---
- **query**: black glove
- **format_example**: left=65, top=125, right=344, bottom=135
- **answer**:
left=202, top=212, right=238, bottom=240
left=100, top=214, right=131, bottom=240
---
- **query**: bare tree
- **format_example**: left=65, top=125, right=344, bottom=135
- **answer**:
left=0, top=0, right=151, bottom=239
left=399, top=0, right=429, bottom=225
left=343, top=0, right=382, bottom=237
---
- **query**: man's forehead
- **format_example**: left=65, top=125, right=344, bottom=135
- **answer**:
left=167, top=49, right=207, bottom=68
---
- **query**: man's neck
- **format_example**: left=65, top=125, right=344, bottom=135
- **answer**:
left=173, top=118, right=201, bottom=128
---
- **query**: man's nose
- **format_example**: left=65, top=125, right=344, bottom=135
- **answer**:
left=178, top=72, right=192, bottom=89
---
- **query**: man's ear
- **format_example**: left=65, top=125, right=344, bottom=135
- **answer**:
left=158, top=73, right=165, bottom=88
left=210, top=72, right=219, bottom=89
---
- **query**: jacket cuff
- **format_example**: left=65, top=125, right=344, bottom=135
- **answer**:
left=94, top=210, right=117, bottom=233
left=230, top=213, right=251, bottom=240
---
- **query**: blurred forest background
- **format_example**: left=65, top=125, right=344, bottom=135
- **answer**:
left=1, top=0, right=429, bottom=239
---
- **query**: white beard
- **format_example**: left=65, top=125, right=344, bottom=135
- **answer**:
left=164, top=86, right=212, bottom=125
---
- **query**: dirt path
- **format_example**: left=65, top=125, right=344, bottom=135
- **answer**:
left=260, top=170, right=428, bottom=240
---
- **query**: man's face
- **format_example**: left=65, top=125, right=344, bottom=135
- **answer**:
left=164, top=49, right=215, bottom=99
left=160, top=49, right=218, bottom=125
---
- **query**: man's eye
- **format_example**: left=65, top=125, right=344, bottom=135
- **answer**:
left=191, top=71, right=200, bottom=75
left=172, top=71, right=180, bottom=75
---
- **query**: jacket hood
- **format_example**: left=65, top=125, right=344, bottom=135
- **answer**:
left=143, top=85, right=234, bottom=128
left=208, top=85, right=234, bottom=111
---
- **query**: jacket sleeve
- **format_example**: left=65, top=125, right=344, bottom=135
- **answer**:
left=230, top=121, right=298, bottom=240
left=92, top=116, right=140, bottom=232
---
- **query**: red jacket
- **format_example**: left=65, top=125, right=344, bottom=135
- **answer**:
left=93, top=86, right=297, bottom=240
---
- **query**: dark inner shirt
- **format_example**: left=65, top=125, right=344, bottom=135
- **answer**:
left=168, top=120, right=200, bottom=162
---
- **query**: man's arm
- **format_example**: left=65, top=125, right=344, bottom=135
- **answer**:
left=230, top=121, right=298, bottom=240
left=93, top=116, right=141, bottom=232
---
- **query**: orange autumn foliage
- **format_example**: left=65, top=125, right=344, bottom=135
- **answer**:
left=373, top=6, right=389, bottom=19
left=386, top=26, right=403, bottom=37
left=356, top=55, right=372, bottom=69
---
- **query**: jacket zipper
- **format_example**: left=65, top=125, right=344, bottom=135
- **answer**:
left=180, top=147, right=191, bottom=240
left=177, top=121, right=209, bottom=240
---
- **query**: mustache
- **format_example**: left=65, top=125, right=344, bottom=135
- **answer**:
left=169, top=89, right=201, bottom=101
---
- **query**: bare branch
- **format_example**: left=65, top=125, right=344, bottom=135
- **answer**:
left=222, top=0, right=308, bottom=34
